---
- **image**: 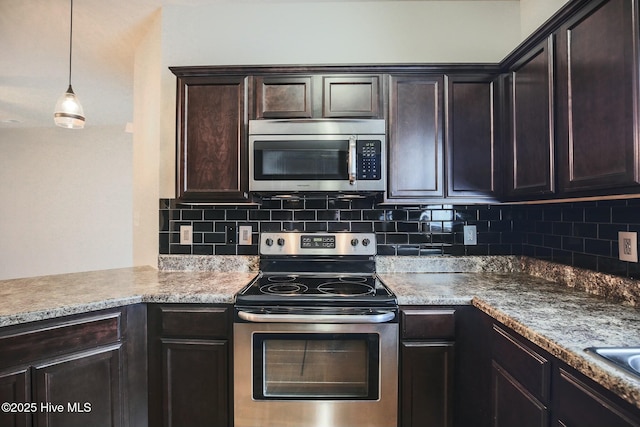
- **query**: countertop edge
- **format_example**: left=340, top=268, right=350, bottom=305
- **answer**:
left=471, top=297, right=640, bottom=411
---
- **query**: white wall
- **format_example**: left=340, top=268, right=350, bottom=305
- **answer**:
left=520, top=0, right=570, bottom=39
left=162, top=1, right=521, bottom=66
left=133, top=11, right=163, bottom=269
left=0, top=126, right=132, bottom=279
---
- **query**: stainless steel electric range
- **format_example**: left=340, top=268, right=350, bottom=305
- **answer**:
left=234, top=232, right=398, bottom=427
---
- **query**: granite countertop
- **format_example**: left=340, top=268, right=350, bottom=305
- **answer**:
left=0, top=266, right=257, bottom=327
left=379, top=271, right=640, bottom=411
left=0, top=258, right=639, bottom=411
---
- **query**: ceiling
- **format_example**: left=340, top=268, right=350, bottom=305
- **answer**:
left=0, top=0, right=519, bottom=129
left=0, top=0, right=175, bottom=128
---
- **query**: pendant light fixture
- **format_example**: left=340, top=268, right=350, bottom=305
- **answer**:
left=54, top=0, right=85, bottom=129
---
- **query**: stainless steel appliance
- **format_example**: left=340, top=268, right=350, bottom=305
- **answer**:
left=248, top=119, right=386, bottom=194
left=234, top=232, right=398, bottom=427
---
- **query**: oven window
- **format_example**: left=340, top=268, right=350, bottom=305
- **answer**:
left=252, top=333, right=380, bottom=400
left=253, top=140, right=348, bottom=180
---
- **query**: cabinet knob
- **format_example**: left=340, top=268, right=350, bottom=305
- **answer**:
left=277, top=238, right=285, bottom=246
left=265, top=238, right=274, bottom=246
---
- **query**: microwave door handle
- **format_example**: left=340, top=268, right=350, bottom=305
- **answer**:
left=348, top=136, right=357, bottom=185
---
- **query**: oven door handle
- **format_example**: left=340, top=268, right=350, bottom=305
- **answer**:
left=237, top=310, right=395, bottom=324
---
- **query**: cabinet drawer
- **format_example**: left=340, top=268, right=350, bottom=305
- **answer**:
left=492, top=325, right=550, bottom=403
left=0, top=312, right=121, bottom=368
left=555, top=367, right=640, bottom=426
left=401, top=309, right=456, bottom=340
left=161, top=306, right=229, bottom=339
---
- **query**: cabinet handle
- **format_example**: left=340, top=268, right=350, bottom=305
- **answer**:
left=237, top=310, right=395, bottom=324
left=348, top=135, right=357, bottom=185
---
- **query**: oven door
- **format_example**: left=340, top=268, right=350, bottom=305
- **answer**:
left=234, top=321, right=398, bottom=427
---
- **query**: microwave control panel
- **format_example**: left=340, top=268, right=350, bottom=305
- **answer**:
left=357, top=140, right=382, bottom=180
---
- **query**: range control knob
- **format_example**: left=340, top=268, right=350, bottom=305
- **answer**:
left=277, top=238, right=286, bottom=246
left=265, top=238, right=274, bottom=246
left=351, top=238, right=359, bottom=247
left=362, top=238, right=370, bottom=247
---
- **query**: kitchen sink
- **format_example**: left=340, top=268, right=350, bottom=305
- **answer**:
left=586, top=347, right=640, bottom=378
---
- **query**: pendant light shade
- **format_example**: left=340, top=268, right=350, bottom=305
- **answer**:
left=54, top=0, right=85, bottom=129
left=54, top=85, right=85, bottom=128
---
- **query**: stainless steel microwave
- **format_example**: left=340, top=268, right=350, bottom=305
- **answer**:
left=249, top=119, right=386, bottom=194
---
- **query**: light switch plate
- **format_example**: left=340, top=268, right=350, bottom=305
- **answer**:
left=618, top=231, right=638, bottom=262
left=239, top=225, right=252, bottom=245
left=180, top=225, right=193, bottom=245
left=463, top=225, right=477, bottom=246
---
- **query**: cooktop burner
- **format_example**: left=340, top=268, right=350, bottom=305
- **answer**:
left=235, top=232, right=397, bottom=308
left=260, top=282, right=309, bottom=295
left=256, top=275, right=375, bottom=297
left=237, top=273, right=394, bottom=307
left=318, top=281, right=374, bottom=296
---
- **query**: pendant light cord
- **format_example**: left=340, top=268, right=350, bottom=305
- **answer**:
left=68, top=0, right=74, bottom=87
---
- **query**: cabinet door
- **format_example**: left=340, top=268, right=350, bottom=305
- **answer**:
left=492, top=362, right=550, bottom=427
left=400, top=342, right=454, bottom=427
left=33, top=345, right=122, bottom=427
left=162, top=339, right=229, bottom=427
left=388, top=75, right=445, bottom=201
left=492, top=325, right=550, bottom=403
left=255, top=76, right=313, bottom=118
left=0, top=368, right=30, bottom=427
left=556, top=0, right=640, bottom=193
left=323, top=75, right=382, bottom=118
left=505, top=36, right=555, bottom=197
left=176, top=75, right=249, bottom=201
left=148, top=305, right=232, bottom=427
left=446, top=75, right=500, bottom=201
left=555, top=368, right=640, bottom=427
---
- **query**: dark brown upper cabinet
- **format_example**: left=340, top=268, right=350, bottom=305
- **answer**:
left=504, top=36, right=555, bottom=199
left=445, top=74, right=501, bottom=202
left=556, top=0, right=640, bottom=194
left=254, top=74, right=383, bottom=119
left=323, top=75, right=381, bottom=118
left=387, top=75, right=445, bottom=202
left=255, top=76, right=313, bottom=119
left=387, top=73, right=500, bottom=204
left=174, top=74, right=249, bottom=202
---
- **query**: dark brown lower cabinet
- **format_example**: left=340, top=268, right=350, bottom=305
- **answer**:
left=161, top=340, right=228, bottom=427
left=554, top=366, right=640, bottom=427
left=492, top=362, right=549, bottom=427
left=486, top=319, right=640, bottom=427
left=401, top=342, right=454, bottom=427
left=33, top=345, right=122, bottom=427
left=491, top=324, right=551, bottom=427
left=0, top=306, right=145, bottom=427
left=400, top=308, right=456, bottom=427
left=148, top=304, right=232, bottom=427
left=0, top=368, right=30, bottom=427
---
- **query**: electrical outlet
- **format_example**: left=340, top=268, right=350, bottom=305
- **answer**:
left=179, top=225, right=193, bottom=245
left=618, top=231, right=638, bottom=262
left=463, top=225, right=477, bottom=245
left=239, top=225, right=252, bottom=245
left=226, top=226, right=237, bottom=244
